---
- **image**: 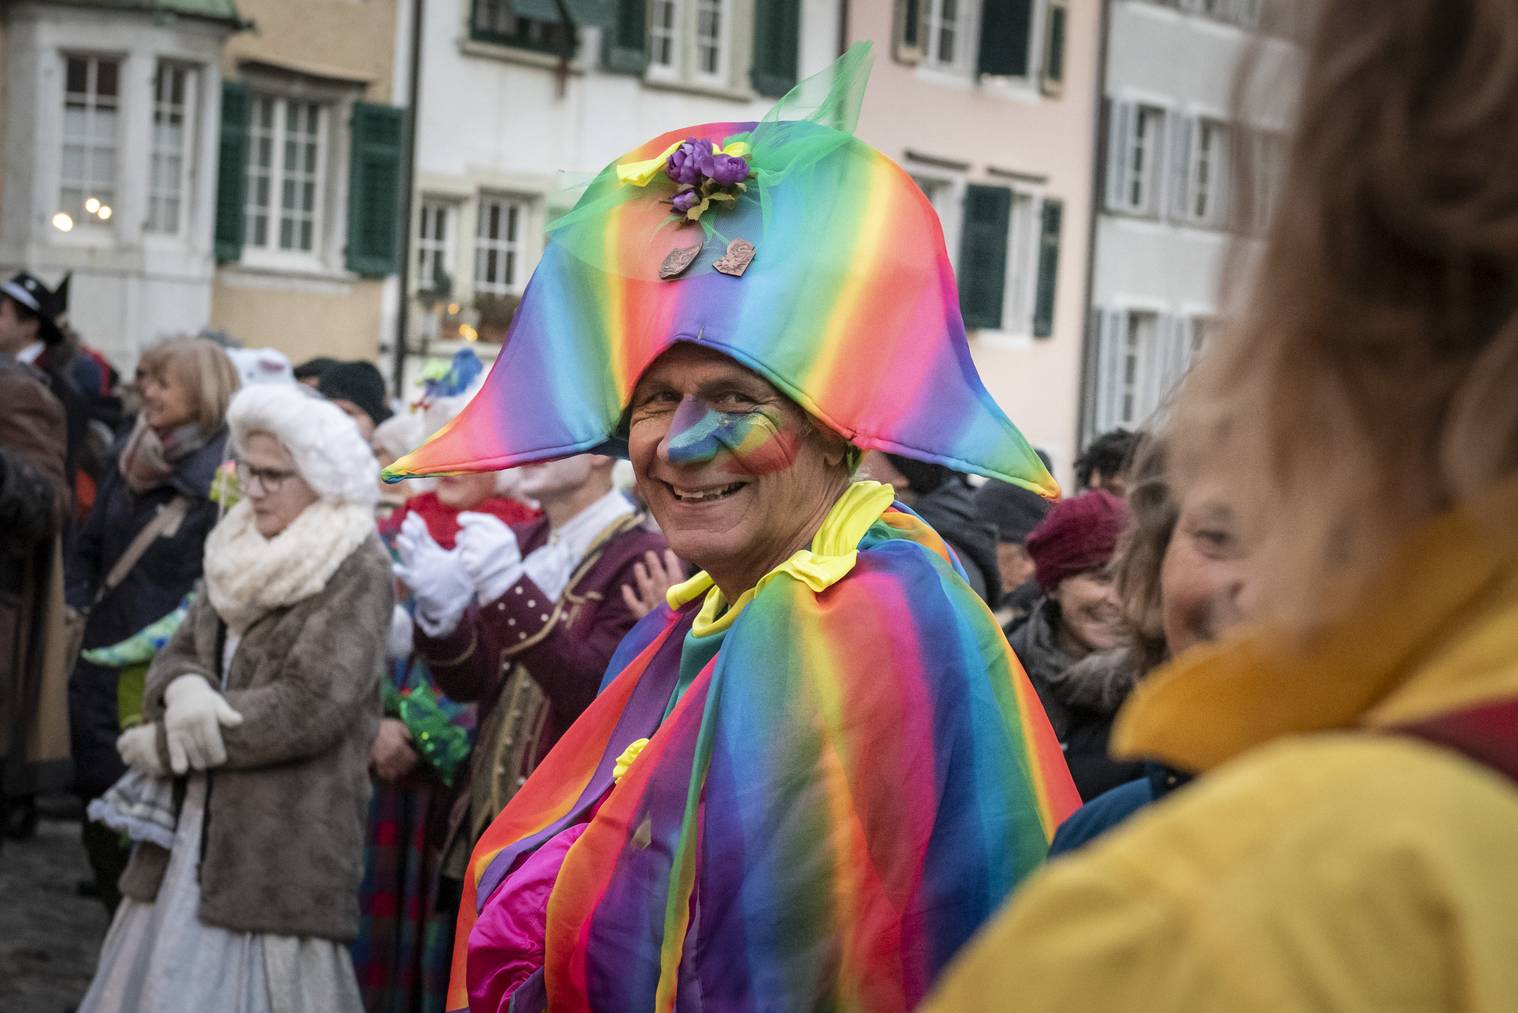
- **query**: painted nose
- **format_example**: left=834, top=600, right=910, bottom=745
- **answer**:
left=664, top=396, right=728, bottom=465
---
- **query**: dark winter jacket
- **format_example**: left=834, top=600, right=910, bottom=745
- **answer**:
left=910, top=478, right=1002, bottom=607
left=0, top=360, right=69, bottom=794
left=1006, top=598, right=1144, bottom=801
left=66, top=430, right=227, bottom=797
left=1047, top=762, right=1191, bottom=856
left=119, top=535, right=392, bottom=942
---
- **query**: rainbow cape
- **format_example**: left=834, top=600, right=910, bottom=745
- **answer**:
left=447, top=483, right=1078, bottom=1011
left=386, top=44, right=1056, bottom=498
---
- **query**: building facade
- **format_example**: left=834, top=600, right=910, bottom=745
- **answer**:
left=1084, top=0, right=1299, bottom=440
left=851, top=0, right=1101, bottom=484
left=0, top=0, right=411, bottom=371
left=207, top=0, right=410, bottom=364
left=0, top=0, right=243, bottom=365
left=401, top=0, right=1100, bottom=485
left=399, top=0, right=842, bottom=388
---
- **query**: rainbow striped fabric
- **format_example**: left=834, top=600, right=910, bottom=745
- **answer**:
left=447, top=483, right=1079, bottom=1011
left=385, top=44, right=1056, bottom=498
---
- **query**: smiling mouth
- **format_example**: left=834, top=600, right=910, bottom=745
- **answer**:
left=665, top=481, right=746, bottom=504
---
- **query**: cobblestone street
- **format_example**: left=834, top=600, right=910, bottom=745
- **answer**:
left=0, top=798, right=108, bottom=1013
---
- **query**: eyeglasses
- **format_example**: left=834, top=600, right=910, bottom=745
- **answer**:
left=236, top=461, right=298, bottom=493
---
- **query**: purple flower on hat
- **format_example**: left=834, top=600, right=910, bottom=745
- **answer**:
left=671, top=189, right=702, bottom=214
left=708, top=153, right=750, bottom=186
left=665, top=139, right=706, bottom=186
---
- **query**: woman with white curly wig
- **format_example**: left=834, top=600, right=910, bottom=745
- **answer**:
left=81, top=383, right=393, bottom=1013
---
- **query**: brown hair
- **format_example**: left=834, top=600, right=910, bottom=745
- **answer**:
left=1114, top=434, right=1175, bottom=670
left=143, top=338, right=241, bottom=432
left=1173, top=0, right=1518, bottom=634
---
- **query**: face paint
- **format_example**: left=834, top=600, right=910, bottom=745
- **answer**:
left=664, top=396, right=799, bottom=474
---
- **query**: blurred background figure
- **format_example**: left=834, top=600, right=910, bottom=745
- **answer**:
left=81, top=382, right=390, bottom=1013
left=67, top=338, right=239, bottom=911
left=391, top=450, right=670, bottom=1002
left=223, top=347, right=295, bottom=389
left=0, top=342, right=70, bottom=842
left=1048, top=435, right=1255, bottom=852
left=319, top=361, right=394, bottom=441
left=293, top=357, right=339, bottom=389
left=927, top=1, right=1518, bottom=1007
left=369, top=412, right=427, bottom=527
left=353, top=353, right=536, bottom=1013
left=1009, top=490, right=1138, bottom=800
left=860, top=451, right=1002, bottom=606
left=1073, top=428, right=1139, bottom=497
left=973, top=478, right=1053, bottom=628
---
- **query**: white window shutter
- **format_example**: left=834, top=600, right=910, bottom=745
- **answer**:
left=1105, top=99, right=1132, bottom=212
left=1169, top=115, right=1194, bottom=222
left=1094, top=308, right=1126, bottom=432
left=1162, top=315, right=1192, bottom=397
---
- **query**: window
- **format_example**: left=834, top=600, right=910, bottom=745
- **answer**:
left=1181, top=118, right=1230, bottom=227
left=924, top=0, right=965, bottom=68
left=60, top=55, right=121, bottom=228
left=416, top=200, right=454, bottom=293
left=148, top=64, right=197, bottom=234
left=475, top=195, right=527, bottom=297
left=1106, top=100, right=1169, bottom=216
left=244, top=94, right=327, bottom=256
left=472, top=0, right=570, bottom=53
left=694, top=0, right=729, bottom=81
left=1090, top=309, right=1199, bottom=432
left=649, top=0, right=679, bottom=71
left=1003, top=192, right=1038, bottom=330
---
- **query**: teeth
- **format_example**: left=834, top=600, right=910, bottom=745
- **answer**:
left=671, top=482, right=743, bottom=503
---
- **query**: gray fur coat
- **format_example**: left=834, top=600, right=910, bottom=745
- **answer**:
left=118, top=534, right=391, bottom=942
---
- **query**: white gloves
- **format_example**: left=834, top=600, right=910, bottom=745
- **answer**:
left=455, top=512, right=524, bottom=604
left=387, top=603, right=415, bottom=662
left=117, top=724, right=167, bottom=777
left=163, top=674, right=244, bottom=775
left=394, top=513, right=473, bottom=637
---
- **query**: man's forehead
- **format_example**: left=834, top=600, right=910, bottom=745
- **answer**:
left=633, top=343, right=773, bottom=392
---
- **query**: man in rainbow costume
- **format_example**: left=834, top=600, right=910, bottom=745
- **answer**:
left=384, top=44, right=1079, bottom=1013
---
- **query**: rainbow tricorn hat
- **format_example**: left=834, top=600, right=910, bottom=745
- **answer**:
left=385, top=44, right=1057, bottom=498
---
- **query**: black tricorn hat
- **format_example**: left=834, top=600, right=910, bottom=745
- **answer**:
left=1, top=271, right=70, bottom=343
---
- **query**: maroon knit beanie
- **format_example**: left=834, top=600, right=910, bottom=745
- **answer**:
left=1024, top=490, right=1130, bottom=592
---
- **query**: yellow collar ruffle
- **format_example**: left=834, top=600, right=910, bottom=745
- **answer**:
left=664, top=481, right=895, bottom=638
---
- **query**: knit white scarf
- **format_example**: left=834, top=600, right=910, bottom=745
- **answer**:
left=203, top=498, right=375, bottom=634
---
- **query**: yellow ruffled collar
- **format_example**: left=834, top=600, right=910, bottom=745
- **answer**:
left=664, top=481, right=895, bottom=638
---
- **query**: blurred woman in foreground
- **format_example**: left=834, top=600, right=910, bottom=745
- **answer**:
left=927, top=1, right=1518, bottom=1007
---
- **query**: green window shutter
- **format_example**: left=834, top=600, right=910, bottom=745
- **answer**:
left=603, top=0, right=648, bottom=74
left=751, top=0, right=801, bottom=98
left=958, top=184, right=1012, bottom=331
left=1044, top=1, right=1067, bottom=87
left=347, top=102, right=407, bottom=277
left=1032, top=197, right=1063, bottom=338
left=214, top=80, right=249, bottom=263
left=977, top=0, right=1034, bottom=78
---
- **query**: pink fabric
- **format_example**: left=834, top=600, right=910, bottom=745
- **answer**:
left=467, top=822, right=589, bottom=1012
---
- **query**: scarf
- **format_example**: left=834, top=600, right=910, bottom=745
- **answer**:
left=450, top=482, right=1079, bottom=1012
left=203, top=498, right=374, bottom=634
left=118, top=418, right=212, bottom=493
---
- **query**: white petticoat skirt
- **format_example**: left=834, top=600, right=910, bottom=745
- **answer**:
left=79, top=774, right=362, bottom=1013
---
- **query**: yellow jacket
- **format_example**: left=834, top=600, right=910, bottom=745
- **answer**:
left=925, top=487, right=1518, bottom=1012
